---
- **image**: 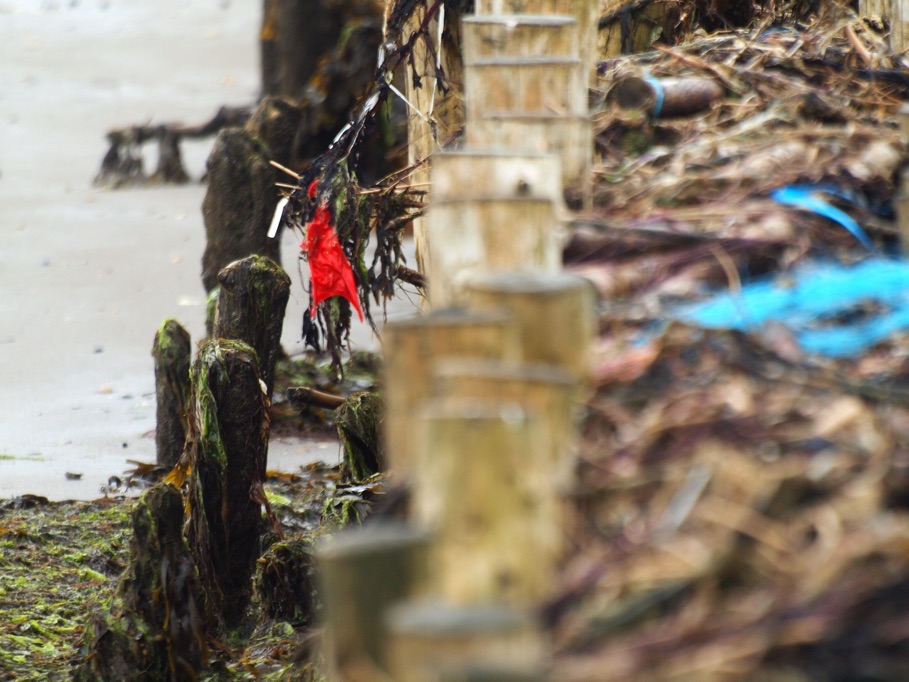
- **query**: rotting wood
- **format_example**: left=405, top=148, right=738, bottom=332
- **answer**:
left=152, top=319, right=191, bottom=471
left=316, top=523, right=430, bottom=679
left=254, top=538, right=318, bottom=626
left=212, top=255, right=291, bottom=401
left=414, top=399, right=558, bottom=604
left=186, top=340, right=269, bottom=627
left=336, top=391, right=385, bottom=482
left=76, top=484, right=205, bottom=681
left=200, top=97, right=301, bottom=294
left=610, top=75, right=725, bottom=118
left=386, top=600, right=545, bottom=681
left=286, top=385, right=346, bottom=410
left=464, top=272, right=596, bottom=385
left=381, top=308, right=519, bottom=483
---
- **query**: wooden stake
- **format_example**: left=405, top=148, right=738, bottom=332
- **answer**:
left=464, top=272, right=597, bottom=384
left=427, top=197, right=563, bottom=307
left=316, top=523, right=431, bottom=679
left=414, top=399, right=558, bottom=603
left=152, top=319, right=191, bottom=470
left=386, top=601, right=545, bottom=682
left=381, top=309, right=520, bottom=483
left=186, top=340, right=269, bottom=626
left=462, top=14, right=578, bottom=64
left=465, top=56, right=586, bottom=119
left=465, top=113, right=593, bottom=188
left=213, top=255, right=291, bottom=401
left=892, top=0, right=909, bottom=52
left=473, top=0, right=598, bottom=88
left=431, top=149, right=565, bottom=204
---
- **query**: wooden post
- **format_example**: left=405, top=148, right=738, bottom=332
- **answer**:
left=317, top=523, right=431, bottom=679
left=892, top=0, right=909, bottom=52
left=473, top=0, right=598, bottom=87
left=465, top=57, right=586, bottom=119
left=462, top=14, right=578, bottom=63
left=386, top=601, right=545, bottom=682
left=414, top=399, right=558, bottom=604
left=897, top=168, right=909, bottom=254
left=427, top=151, right=565, bottom=307
left=381, top=309, right=520, bottom=483
left=187, top=340, right=269, bottom=626
left=464, top=272, right=597, bottom=385
left=212, top=255, right=291, bottom=401
left=152, top=319, right=191, bottom=470
left=861, top=0, right=890, bottom=19
left=403, top=4, right=467, bottom=279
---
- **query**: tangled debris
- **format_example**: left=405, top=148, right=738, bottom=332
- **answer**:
left=554, top=5, right=909, bottom=679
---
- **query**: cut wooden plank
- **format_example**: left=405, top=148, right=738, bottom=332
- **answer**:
left=381, top=309, right=519, bottom=483
left=464, top=272, right=597, bottom=384
left=386, top=601, right=545, bottom=682
left=462, top=14, right=578, bottom=63
left=414, top=399, right=558, bottom=603
left=317, top=523, right=431, bottom=679
left=465, top=56, right=586, bottom=118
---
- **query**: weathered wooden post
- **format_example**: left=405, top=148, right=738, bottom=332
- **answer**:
left=382, top=308, right=519, bottom=483
left=317, top=523, right=431, bottom=679
left=414, top=399, right=558, bottom=604
left=464, top=272, right=597, bottom=385
left=212, top=255, right=291, bottom=400
left=892, top=0, right=909, bottom=52
left=426, top=150, right=565, bottom=307
left=152, top=319, right=191, bottom=469
left=385, top=601, right=546, bottom=682
left=187, top=340, right=270, bottom=626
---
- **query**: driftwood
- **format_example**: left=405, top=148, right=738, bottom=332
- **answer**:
left=212, top=255, right=291, bottom=400
left=610, top=75, right=725, bottom=117
left=186, top=340, right=269, bottom=627
left=152, top=319, right=191, bottom=470
left=76, top=484, right=205, bottom=681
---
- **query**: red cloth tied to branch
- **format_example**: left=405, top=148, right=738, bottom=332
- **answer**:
left=300, top=181, right=364, bottom=321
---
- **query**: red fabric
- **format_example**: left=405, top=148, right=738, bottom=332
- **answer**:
left=300, top=182, right=364, bottom=322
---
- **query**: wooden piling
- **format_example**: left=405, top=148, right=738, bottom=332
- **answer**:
left=152, top=319, right=191, bottom=470
left=212, top=255, right=291, bottom=401
left=464, top=272, right=597, bottom=385
left=892, top=0, right=909, bottom=52
left=386, top=601, right=545, bottom=682
left=382, top=309, right=519, bottom=483
left=462, top=14, right=578, bottom=63
left=473, top=0, right=598, bottom=87
left=414, top=399, right=559, bottom=604
left=317, top=523, right=431, bottom=679
left=186, top=340, right=269, bottom=626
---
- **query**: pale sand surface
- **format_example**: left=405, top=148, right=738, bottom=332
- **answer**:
left=0, top=1, right=417, bottom=499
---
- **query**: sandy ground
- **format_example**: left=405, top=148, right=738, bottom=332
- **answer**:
left=0, top=0, right=416, bottom=500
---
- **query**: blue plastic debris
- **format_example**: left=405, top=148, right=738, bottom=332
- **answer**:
left=770, top=185, right=875, bottom=251
left=675, top=258, right=909, bottom=357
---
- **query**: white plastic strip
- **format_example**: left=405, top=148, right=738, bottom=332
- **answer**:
left=267, top=196, right=289, bottom=238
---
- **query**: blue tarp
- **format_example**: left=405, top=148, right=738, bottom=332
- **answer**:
left=674, top=258, right=909, bottom=358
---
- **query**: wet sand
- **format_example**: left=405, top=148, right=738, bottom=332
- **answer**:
left=0, top=1, right=413, bottom=499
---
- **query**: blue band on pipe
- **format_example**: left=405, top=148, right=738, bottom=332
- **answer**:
left=644, top=75, right=665, bottom=117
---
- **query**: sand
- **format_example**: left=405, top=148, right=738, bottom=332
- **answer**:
left=0, top=0, right=414, bottom=500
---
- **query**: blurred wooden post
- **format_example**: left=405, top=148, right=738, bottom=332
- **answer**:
left=473, top=0, right=597, bottom=87
left=404, top=4, right=466, bottom=280
left=461, top=14, right=593, bottom=195
left=892, top=0, right=909, bottom=52
left=152, top=319, right=191, bottom=469
left=386, top=601, right=545, bottom=682
left=464, top=272, right=597, bottom=385
left=427, top=151, right=564, bottom=307
left=861, top=1, right=890, bottom=19
left=381, top=309, right=519, bottom=484
left=317, top=524, right=431, bottom=679
left=414, top=399, right=558, bottom=604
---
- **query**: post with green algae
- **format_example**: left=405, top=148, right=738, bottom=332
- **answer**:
left=186, top=339, right=270, bottom=627
left=212, top=255, right=290, bottom=401
left=75, top=484, right=206, bottom=681
left=152, top=319, right=191, bottom=469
